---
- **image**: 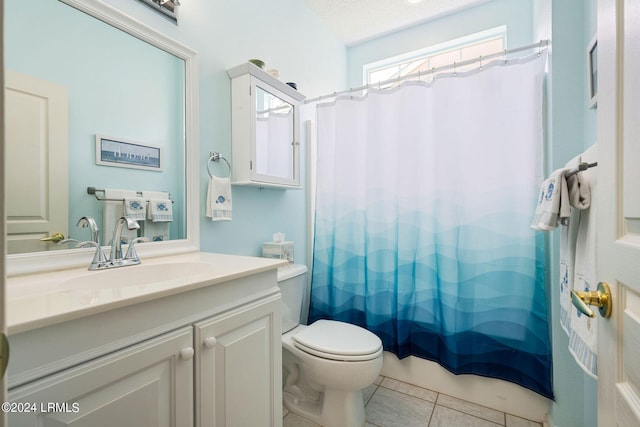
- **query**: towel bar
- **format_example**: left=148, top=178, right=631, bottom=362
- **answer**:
left=565, top=162, right=598, bottom=178
left=86, top=187, right=174, bottom=203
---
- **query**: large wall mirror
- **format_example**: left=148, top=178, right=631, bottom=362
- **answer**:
left=5, top=0, right=199, bottom=275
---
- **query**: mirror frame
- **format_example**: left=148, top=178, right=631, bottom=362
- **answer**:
left=7, top=0, right=200, bottom=276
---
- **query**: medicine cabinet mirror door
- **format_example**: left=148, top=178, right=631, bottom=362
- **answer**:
left=252, top=82, right=299, bottom=187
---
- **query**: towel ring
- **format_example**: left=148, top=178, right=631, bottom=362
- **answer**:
left=207, top=152, right=231, bottom=178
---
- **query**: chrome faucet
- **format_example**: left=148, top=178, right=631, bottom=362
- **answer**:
left=109, top=216, right=141, bottom=264
left=61, top=216, right=149, bottom=270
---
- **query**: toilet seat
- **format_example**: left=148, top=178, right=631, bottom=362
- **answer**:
left=292, top=320, right=383, bottom=362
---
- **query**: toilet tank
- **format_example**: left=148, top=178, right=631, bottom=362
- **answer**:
left=277, top=264, right=308, bottom=333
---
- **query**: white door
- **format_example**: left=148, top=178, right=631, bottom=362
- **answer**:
left=597, top=0, right=640, bottom=425
left=1, top=13, right=7, bottom=427
left=5, top=70, right=68, bottom=254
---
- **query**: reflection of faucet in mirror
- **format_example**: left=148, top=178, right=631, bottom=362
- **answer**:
left=77, top=216, right=101, bottom=244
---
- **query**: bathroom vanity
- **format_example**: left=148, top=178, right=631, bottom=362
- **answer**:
left=6, top=252, right=286, bottom=427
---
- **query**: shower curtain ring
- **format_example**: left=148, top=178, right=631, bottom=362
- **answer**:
left=504, top=49, right=509, bottom=64
left=453, top=61, right=457, bottom=76
left=479, top=55, right=483, bottom=70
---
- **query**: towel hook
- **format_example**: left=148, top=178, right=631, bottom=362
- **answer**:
left=207, top=152, right=231, bottom=179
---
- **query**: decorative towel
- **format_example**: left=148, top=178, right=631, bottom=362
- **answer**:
left=566, top=162, right=592, bottom=211
left=103, top=189, right=138, bottom=245
left=559, top=208, right=580, bottom=336
left=559, top=151, right=594, bottom=335
left=148, top=199, right=173, bottom=222
left=123, top=197, right=146, bottom=220
left=531, top=168, right=571, bottom=230
left=142, top=191, right=171, bottom=241
left=206, top=176, right=232, bottom=221
left=566, top=144, right=598, bottom=379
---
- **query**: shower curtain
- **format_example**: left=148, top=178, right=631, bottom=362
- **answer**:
left=309, top=53, right=553, bottom=399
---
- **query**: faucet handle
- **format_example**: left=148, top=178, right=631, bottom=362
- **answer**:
left=125, top=237, right=150, bottom=261
left=76, top=240, right=109, bottom=269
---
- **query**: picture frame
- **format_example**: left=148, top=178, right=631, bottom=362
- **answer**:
left=95, top=135, right=163, bottom=171
left=587, top=35, right=598, bottom=109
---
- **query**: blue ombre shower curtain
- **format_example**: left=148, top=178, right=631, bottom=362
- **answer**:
left=309, top=53, right=553, bottom=399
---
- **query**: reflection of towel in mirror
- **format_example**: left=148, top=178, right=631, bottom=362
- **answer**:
left=103, top=189, right=138, bottom=245
left=123, top=197, right=146, bottom=220
left=142, top=191, right=171, bottom=241
left=207, top=177, right=232, bottom=221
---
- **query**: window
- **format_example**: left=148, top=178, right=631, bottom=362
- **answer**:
left=364, top=27, right=506, bottom=88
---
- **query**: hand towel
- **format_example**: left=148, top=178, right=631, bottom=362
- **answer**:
left=206, top=176, right=232, bottom=221
left=123, top=197, right=147, bottom=221
left=142, top=191, right=171, bottom=241
left=531, top=168, right=571, bottom=230
left=565, top=156, right=592, bottom=210
left=103, top=189, right=138, bottom=245
left=567, top=144, right=598, bottom=379
left=559, top=208, right=580, bottom=336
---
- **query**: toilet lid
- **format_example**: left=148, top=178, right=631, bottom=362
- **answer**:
left=292, top=320, right=382, bottom=362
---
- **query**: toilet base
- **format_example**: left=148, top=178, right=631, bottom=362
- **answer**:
left=284, top=388, right=365, bottom=427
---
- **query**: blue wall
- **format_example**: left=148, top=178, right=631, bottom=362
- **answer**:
left=546, top=0, right=598, bottom=426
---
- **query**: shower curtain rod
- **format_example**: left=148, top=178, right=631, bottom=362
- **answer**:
left=304, top=39, right=550, bottom=104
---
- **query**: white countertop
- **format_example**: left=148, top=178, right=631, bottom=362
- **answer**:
left=6, top=252, right=287, bottom=335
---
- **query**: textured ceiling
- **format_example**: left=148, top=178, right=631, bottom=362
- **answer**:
left=303, top=0, right=491, bottom=46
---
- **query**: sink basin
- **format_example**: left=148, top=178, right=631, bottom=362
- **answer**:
left=58, top=262, right=219, bottom=291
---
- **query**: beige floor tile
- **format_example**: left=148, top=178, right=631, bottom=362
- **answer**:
left=283, top=412, right=322, bottom=427
left=363, top=382, right=379, bottom=404
left=436, top=394, right=505, bottom=425
left=505, top=414, right=542, bottom=427
left=379, top=377, right=438, bottom=402
left=365, top=385, right=434, bottom=427
left=430, top=405, right=503, bottom=427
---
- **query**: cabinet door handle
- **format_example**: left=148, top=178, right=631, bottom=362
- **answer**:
left=203, top=337, right=217, bottom=349
left=179, top=347, right=195, bottom=360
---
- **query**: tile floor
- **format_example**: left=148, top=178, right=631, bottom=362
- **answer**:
left=282, top=376, right=543, bottom=427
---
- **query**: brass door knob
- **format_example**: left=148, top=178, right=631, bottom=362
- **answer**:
left=571, top=282, right=612, bottom=318
left=40, top=232, right=65, bottom=243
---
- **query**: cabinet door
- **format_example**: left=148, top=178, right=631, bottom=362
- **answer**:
left=8, top=327, right=194, bottom=427
left=195, top=297, right=282, bottom=427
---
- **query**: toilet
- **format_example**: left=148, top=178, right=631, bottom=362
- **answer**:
left=278, top=265, right=383, bottom=427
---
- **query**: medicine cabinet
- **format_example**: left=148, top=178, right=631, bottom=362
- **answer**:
left=227, top=63, right=305, bottom=189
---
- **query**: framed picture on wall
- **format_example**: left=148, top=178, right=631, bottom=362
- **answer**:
left=95, top=135, right=163, bottom=171
left=587, top=36, right=598, bottom=109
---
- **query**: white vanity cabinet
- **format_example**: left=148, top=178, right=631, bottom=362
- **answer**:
left=6, top=253, right=285, bottom=427
left=8, top=327, right=194, bottom=427
left=195, top=296, right=281, bottom=427
left=227, top=63, right=306, bottom=189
